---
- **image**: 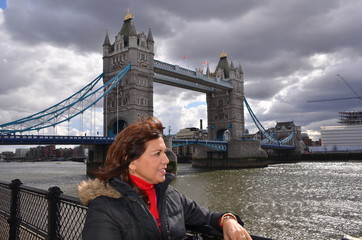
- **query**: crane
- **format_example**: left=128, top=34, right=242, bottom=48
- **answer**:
left=307, top=74, right=362, bottom=103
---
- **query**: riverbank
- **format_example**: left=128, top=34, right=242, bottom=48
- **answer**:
left=301, top=152, right=362, bottom=161
left=267, top=152, right=362, bottom=164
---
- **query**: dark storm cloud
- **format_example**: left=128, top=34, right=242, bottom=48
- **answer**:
left=1, top=0, right=362, bottom=143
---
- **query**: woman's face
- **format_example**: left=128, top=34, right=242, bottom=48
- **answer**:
left=130, top=137, right=169, bottom=184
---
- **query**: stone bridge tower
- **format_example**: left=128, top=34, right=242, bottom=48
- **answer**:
left=206, top=52, right=245, bottom=141
left=102, top=11, right=154, bottom=137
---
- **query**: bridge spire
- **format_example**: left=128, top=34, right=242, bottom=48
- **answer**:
left=147, top=27, right=154, bottom=43
left=215, top=51, right=230, bottom=79
left=103, top=29, right=111, bottom=46
left=230, top=60, right=235, bottom=70
left=124, top=9, right=133, bottom=21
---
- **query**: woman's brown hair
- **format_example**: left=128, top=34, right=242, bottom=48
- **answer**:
left=93, top=116, right=164, bottom=186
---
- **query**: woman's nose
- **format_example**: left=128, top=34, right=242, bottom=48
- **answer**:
left=162, top=153, right=170, bottom=164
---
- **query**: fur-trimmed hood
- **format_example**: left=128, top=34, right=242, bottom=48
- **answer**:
left=77, top=178, right=122, bottom=206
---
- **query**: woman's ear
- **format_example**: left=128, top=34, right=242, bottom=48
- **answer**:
left=129, top=161, right=136, bottom=174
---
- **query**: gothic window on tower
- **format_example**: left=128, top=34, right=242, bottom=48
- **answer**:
left=140, top=53, right=145, bottom=61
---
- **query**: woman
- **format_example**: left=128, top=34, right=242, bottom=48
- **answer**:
left=78, top=117, right=252, bottom=240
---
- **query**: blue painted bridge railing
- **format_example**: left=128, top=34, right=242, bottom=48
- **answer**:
left=0, top=134, right=115, bottom=145
left=260, top=143, right=295, bottom=150
left=1, top=135, right=295, bottom=151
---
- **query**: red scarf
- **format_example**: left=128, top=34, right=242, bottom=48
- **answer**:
left=130, top=174, right=161, bottom=228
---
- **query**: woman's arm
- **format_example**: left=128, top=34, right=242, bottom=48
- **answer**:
left=220, top=213, right=252, bottom=240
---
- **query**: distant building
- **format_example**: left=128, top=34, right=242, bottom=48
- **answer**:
left=1, top=151, right=14, bottom=161
left=318, top=111, right=362, bottom=152
left=301, top=133, right=321, bottom=147
left=259, top=121, right=302, bottom=145
left=26, top=145, right=56, bottom=161
left=173, top=127, right=207, bottom=162
left=15, top=148, right=30, bottom=159
left=301, top=133, right=312, bottom=146
left=175, top=127, right=207, bottom=139
left=321, top=125, right=362, bottom=147
left=338, top=111, right=362, bottom=125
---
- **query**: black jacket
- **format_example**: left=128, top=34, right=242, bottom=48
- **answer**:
left=78, top=174, right=243, bottom=240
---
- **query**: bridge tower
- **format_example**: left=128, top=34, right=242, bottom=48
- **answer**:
left=206, top=52, right=245, bottom=141
left=102, top=11, right=155, bottom=137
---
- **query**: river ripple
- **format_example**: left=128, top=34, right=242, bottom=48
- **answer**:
left=0, top=161, right=361, bottom=240
left=172, top=162, right=362, bottom=240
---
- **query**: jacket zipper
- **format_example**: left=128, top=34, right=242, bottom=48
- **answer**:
left=137, top=198, right=163, bottom=239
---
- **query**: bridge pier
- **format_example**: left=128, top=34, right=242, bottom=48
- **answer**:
left=164, top=136, right=177, bottom=174
left=192, top=140, right=268, bottom=168
left=266, top=148, right=302, bottom=162
left=85, top=144, right=109, bottom=176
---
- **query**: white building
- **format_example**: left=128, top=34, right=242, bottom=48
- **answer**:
left=317, top=111, right=362, bottom=152
left=15, top=148, right=29, bottom=159
left=321, top=125, right=362, bottom=146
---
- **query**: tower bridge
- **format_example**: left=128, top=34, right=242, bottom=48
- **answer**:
left=0, top=11, right=302, bottom=168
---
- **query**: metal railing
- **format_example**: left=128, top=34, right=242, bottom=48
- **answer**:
left=0, top=179, right=87, bottom=240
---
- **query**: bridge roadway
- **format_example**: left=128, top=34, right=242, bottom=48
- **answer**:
left=0, top=135, right=295, bottom=150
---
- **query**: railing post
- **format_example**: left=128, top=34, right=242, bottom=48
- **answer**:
left=8, top=179, right=22, bottom=240
left=46, top=186, right=63, bottom=240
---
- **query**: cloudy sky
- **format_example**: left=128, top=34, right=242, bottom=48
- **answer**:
left=1, top=0, right=362, bottom=152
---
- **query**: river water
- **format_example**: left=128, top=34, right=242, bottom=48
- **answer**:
left=0, top=161, right=361, bottom=240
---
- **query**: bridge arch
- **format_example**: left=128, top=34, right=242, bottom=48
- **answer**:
left=216, top=129, right=227, bottom=141
left=109, top=119, right=128, bottom=137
